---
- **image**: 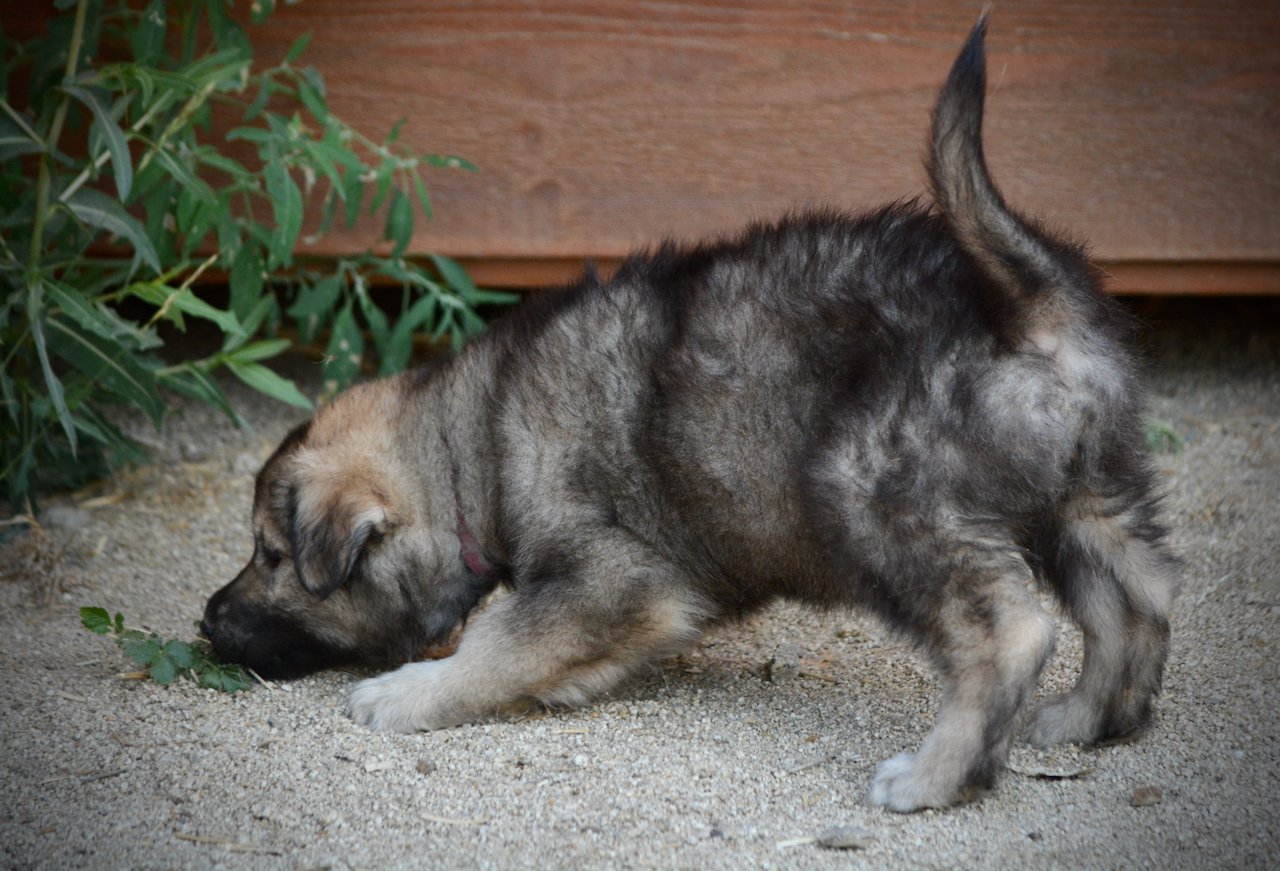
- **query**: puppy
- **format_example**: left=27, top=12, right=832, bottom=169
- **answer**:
left=202, top=15, right=1178, bottom=811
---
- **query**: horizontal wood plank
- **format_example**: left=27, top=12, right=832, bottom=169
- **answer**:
left=459, top=257, right=1280, bottom=296
left=6, top=1, right=1278, bottom=293
left=235, top=0, right=1280, bottom=282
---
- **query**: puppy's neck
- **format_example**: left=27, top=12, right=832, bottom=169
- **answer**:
left=454, top=493, right=503, bottom=582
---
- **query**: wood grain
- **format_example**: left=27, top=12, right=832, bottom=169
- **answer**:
left=7, top=0, right=1279, bottom=292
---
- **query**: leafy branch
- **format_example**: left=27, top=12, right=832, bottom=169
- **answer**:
left=1, top=0, right=518, bottom=511
left=80, top=606, right=254, bottom=693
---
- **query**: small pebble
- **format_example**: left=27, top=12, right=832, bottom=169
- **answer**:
left=816, top=825, right=875, bottom=850
left=232, top=451, right=261, bottom=476
left=180, top=439, right=210, bottom=463
left=1131, top=785, right=1163, bottom=807
left=41, top=505, right=91, bottom=532
left=417, top=760, right=437, bottom=775
left=767, top=644, right=805, bottom=683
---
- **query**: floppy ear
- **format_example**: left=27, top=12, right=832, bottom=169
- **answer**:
left=288, top=479, right=390, bottom=599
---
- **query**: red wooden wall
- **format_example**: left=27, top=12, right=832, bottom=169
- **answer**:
left=9, top=1, right=1280, bottom=293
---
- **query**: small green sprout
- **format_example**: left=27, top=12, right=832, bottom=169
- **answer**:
left=1144, top=418, right=1185, bottom=456
left=80, top=607, right=254, bottom=693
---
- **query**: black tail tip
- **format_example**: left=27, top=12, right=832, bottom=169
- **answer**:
left=955, top=9, right=992, bottom=80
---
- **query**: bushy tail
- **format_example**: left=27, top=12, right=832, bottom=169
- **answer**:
left=931, top=13, right=1082, bottom=333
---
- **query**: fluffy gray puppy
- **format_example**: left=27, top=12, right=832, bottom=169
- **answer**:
left=203, top=15, right=1178, bottom=812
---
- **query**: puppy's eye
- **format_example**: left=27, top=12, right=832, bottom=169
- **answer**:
left=260, top=546, right=284, bottom=570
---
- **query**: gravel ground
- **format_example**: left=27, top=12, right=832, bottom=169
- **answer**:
left=1, top=298, right=1277, bottom=870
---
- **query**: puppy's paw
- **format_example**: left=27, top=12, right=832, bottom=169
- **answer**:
left=1028, top=693, right=1100, bottom=747
left=867, top=752, right=956, bottom=813
left=347, top=661, right=454, bottom=732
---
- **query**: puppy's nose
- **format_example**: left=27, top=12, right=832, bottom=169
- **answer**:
left=199, top=617, right=214, bottom=640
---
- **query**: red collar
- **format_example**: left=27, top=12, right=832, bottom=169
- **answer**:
left=455, top=500, right=496, bottom=579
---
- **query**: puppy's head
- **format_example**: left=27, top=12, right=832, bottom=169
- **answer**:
left=201, top=379, right=493, bottom=679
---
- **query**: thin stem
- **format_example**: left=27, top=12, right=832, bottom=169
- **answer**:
left=0, top=98, right=42, bottom=144
left=135, top=80, right=217, bottom=176
left=57, top=90, right=176, bottom=205
left=27, top=0, right=90, bottom=277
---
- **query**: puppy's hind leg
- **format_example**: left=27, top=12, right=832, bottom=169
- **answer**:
left=864, top=549, right=1056, bottom=812
left=1030, top=488, right=1178, bottom=747
left=348, top=536, right=709, bottom=732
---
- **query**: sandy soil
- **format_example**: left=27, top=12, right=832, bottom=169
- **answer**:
left=1, top=298, right=1277, bottom=869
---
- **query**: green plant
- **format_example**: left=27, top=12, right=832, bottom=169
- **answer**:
left=1, top=0, right=517, bottom=511
left=80, top=606, right=254, bottom=692
left=1144, top=418, right=1184, bottom=456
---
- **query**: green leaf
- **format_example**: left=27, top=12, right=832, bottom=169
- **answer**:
left=153, top=148, right=216, bottom=203
left=322, top=302, right=364, bottom=390
left=228, top=296, right=275, bottom=351
left=387, top=117, right=407, bottom=144
left=128, top=283, right=244, bottom=340
left=0, top=113, right=43, bottom=162
left=375, top=258, right=435, bottom=290
left=301, top=137, right=346, bottom=195
left=286, top=273, right=343, bottom=318
left=195, top=149, right=249, bottom=179
left=74, top=406, right=150, bottom=467
left=379, top=291, right=437, bottom=375
left=64, top=188, right=160, bottom=274
left=46, top=317, right=166, bottom=426
left=115, top=613, right=125, bottom=634
left=384, top=188, right=413, bottom=257
left=61, top=84, right=133, bottom=201
left=424, top=153, right=478, bottom=172
left=355, top=279, right=389, bottom=354
left=45, top=280, right=162, bottom=350
left=284, top=31, right=313, bottom=64
left=161, top=364, right=247, bottom=429
left=1144, top=418, right=1184, bottom=456
left=225, top=338, right=291, bottom=363
left=242, top=76, right=273, bottom=122
left=163, top=639, right=195, bottom=670
left=226, top=360, right=314, bottom=410
left=185, top=50, right=253, bottom=91
left=317, top=186, right=341, bottom=235
left=428, top=254, right=478, bottom=297
left=206, top=2, right=251, bottom=61
left=343, top=175, right=364, bottom=228
left=297, top=73, right=328, bottom=125
left=465, top=287, right=521, bottom=306
left=122, top=635, right=162, bottom=666
left=226, top=126, right=274, bottom=145
left=130, top=67, right=157, bottom=109
left=228, top=243, right=265, bottom=323
left=132, top=0, right=166, bottom=65
left=411, top=168, right=433, bottom=219
left=149, top=655, right=177, bottom=685
left=30, top=309, right=77, bottom=455
left=198, top=664, right=254, bottom=693
left=369, top=161, right=394, bottom=214
left=81, top=607, right=112, bottom=635
left=264, top=160, right=302, bottom=269
left=251, top=0, right=277, bottom=24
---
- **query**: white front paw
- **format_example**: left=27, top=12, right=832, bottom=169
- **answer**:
left=347, top=661, right=453, bottom=732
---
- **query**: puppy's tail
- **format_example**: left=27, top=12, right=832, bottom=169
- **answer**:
left=930, top=13, right=1083, bottom=336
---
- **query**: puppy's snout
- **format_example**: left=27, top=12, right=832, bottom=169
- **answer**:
left=201, top=580, right=233, bottom=643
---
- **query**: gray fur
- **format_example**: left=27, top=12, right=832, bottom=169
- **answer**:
left=202, top=16, right=1178, bottom=812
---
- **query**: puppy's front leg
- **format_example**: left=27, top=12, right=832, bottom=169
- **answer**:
left=349, top=549, right=708, bottom=732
